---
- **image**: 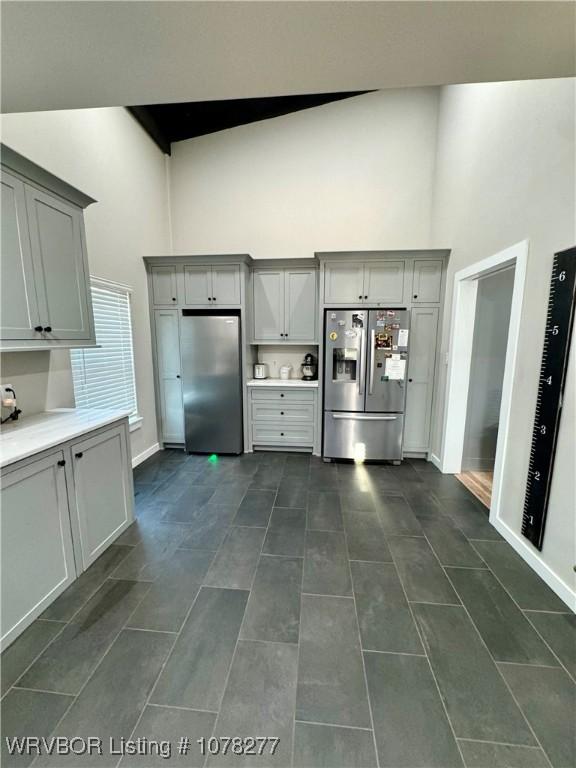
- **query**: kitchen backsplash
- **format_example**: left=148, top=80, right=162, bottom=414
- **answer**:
left=255, top=345, right=317, bottom=379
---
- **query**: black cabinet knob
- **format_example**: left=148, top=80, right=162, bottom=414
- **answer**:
left=208, top=297, right=212, bottom=301
left=75, top=452, right=83, bottom=459
left=280, top=411, right=284, bottom=415
left=213, top=297, right=216, bottom=301
left=176, top=374, right=181, bottom=379
left=280, top=394, right=285, bottom=398
left=34, top=326, right=43, bottom=332
left=44, top=326, right=52, bottom=333
left=364, top=295, right=368, bottom=299
left=358, top=295, right=362, bottom=300
left=413, top=294, right=418, bottom=299
left=281, top=432, right=284, bottom=436
left=408, top=378, right=413, bottom=382
left=172, top=297, right=176, bottom=302
left=57, top=459, right=66, bottom=467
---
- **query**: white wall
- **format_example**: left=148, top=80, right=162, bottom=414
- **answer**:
left=431, top=78, right=575, bottom=598
left=1, top=108, right=170, bottom=462
left=170, top=89, right=439, bottom=258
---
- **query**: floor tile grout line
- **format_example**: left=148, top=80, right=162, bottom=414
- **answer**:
left=361, top=649, right=427, bottom=657
left=455, top=736, right=552, bottom=749
left=147, top=702, right=219, bottom=715
left=290, top=532, right=306, bottom=768
left=390, top=544, right=467, bottom=768
left=10, top=685, right=76, bottom=697
left=521, top=614, right=576, bottom=685
left=294, top=719, right=374, bottom=733
left=442, top=567, right=555, bottom=768
left=342, top=525, right=381, bottom=768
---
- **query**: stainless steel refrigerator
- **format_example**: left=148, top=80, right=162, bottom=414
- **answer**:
left=180, top=310, right=243, bottom=454
left=323, top=309, right=409, bottom=461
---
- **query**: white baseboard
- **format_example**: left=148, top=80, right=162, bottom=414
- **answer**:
left=492, top=517, right=576, bottom=611
left=132, top=442, right=160, bottom=468
left=430, top=452, right=443, bottom=471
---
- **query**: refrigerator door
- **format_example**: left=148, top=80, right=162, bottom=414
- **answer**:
left=323, top=412, right=404, bottom=461
left=365, top=309, right=410, bottom=413
left=324, top=310, right=368, bottom=413
left=181, top=312, right=243, bottom=454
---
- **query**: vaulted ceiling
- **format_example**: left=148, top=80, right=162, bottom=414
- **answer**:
left=2, top=2, right=574, bottom=115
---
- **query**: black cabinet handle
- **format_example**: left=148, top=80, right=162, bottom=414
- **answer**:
left=172, top=297, right=176, bottom=302
left=208, top=297, right=212, bottom=301
left=280, top=411, right=284, bottom=415
left=281, top=432, right=284, bottom=436
left=280, top=393, right=285, bottom=398
left=75, top=452, right=83, bottom=459
left=413, top=294, right=418, bottom=299
left=44, top=326, right=52, bottom=333
left=176, top=375, right=181, bottom=379
left=408, top=378, right=413, bottom=383
left=364, top=295, right=368, bottom=299
left=57, top=459, right=66, bottom=467
left=34, top=326, right=43, bottom=332
left=358, top=295, right=362, bottom=300
left=213, top=297, right=216, bottom=301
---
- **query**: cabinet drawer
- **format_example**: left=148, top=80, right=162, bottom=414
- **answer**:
left=250, top=388, right=315, bottom=403
left=252, top=422, right=314, bottom=446
left=252, top=402, right=314, bottom=422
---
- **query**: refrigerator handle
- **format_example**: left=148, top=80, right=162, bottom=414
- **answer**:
left=369, top=329, right=376, bottom=395
left=358, top=328, right=366, bottom=396
left=332, top=413, right=398, bottom=421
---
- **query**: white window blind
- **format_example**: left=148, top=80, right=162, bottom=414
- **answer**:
left=70, top=278, right=138, bottom=417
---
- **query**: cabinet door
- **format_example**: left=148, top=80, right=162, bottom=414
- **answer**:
left=412, top=259, right=443, bottom=303
left=324, top=263, right=364, bottom=304
left=1, top=451, right=76, bottom=647
left=1, top=172, right=42, bottom=340
left=151, top=265, right=178, bottom=306
left=364, top=260, right=405, bottom=303
left=25, top=185, right=93, bottom=340
left=183, top=265, right=212, bottom=306
left=285, top=269, right=317, bottom=342
left=404, top=307, right=439, bottom=453
left=253, top=270, right=285, bottom=341
left=70, top=424, right=133, bottom=570
left=154, top=309, right=184, bottom=443
left=212, top=265, right=241, bottom=305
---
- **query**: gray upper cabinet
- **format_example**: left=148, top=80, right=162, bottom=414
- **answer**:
left=1, top=171, right=41, bottom=340
left=324, top=259, right=406, bottom=304
left=253, top=269, right=284, bottom=341
left=412, top=259, right=443, bottom=303
left=0, top=146, right=96, bottom=349
left=183, top=264, right=241, bottom=306
left=253, top=267, right=317, bottom=343
left=324, top=262, right=364, bottom=304
left=25, top=185, right=93, bottom=341
left=364, top=260, right=405, bottom=303
left=183, top=265, right=212, bottom=306
left=150, top=265, right=178, bottom=306
left=212, top=264, right=241, bottom=305
left=404, top=306, right=439, bottom=453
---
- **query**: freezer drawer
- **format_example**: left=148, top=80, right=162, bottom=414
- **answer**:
left=323, top=412, right=404, bottom=461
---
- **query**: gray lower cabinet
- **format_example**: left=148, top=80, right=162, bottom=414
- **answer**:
left=1, top=450, right=76, bottom=648
left=404, top=307, right=440, bottom=453
left=0, top=419, right=134, bottom=649
left=68, top=424, right=133, bottom=570
left=249, top=387, right=317, bottom=451
left=1, top=145, right=96, bottom=349
left=153, top=309, right=184, bottom=443
left=253, top=267, right=317, bottom=343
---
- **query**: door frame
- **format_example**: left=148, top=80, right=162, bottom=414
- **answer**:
left=439, top=240, right=528, bottom=530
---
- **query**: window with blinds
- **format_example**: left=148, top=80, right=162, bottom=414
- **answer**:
left=70, top=279, right=138, bottom=418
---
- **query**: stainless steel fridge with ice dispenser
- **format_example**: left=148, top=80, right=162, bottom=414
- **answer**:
left=180, top=309, right=243, bottom=454
left=323, top=309, right=409, bottom=461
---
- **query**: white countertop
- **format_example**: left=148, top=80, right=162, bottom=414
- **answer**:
left=247, top=378, right=318, bottom=388
left=0, top=408, right=132, bottom=468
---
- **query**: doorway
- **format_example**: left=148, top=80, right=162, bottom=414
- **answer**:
left=440, top=240, right=528, bottom=529
left=457, top=266, right=515, bottom=508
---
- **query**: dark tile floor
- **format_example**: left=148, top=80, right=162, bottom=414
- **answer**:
left=2, top=450, right=575, bottom=768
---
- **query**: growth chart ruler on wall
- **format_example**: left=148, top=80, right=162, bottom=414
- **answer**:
left=522, top=246, right=576, bottom=550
